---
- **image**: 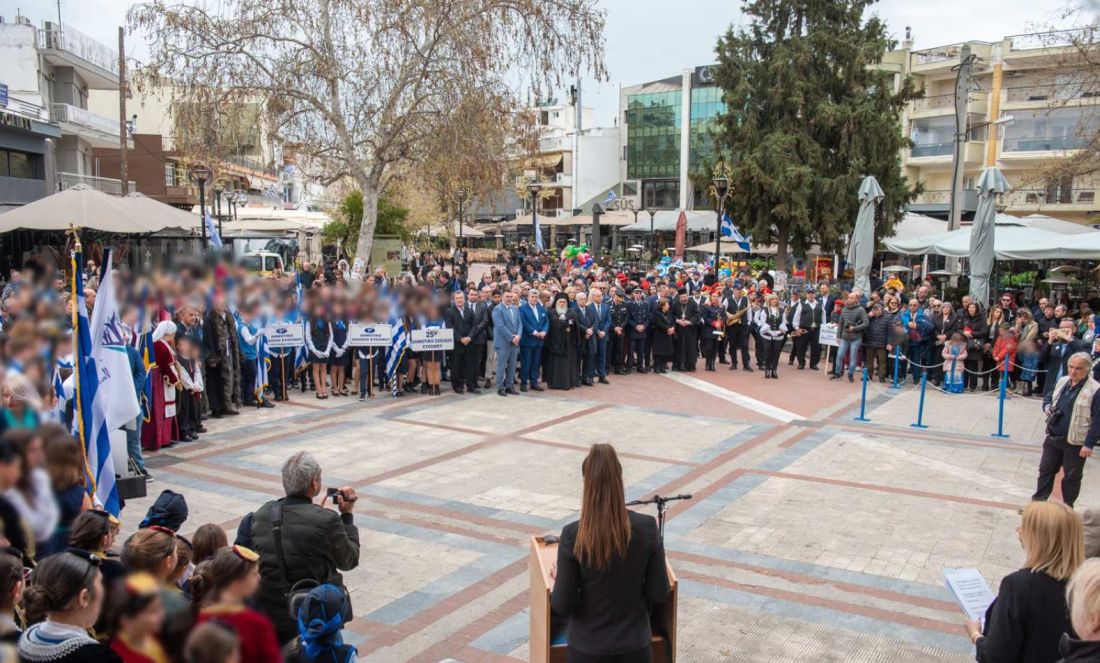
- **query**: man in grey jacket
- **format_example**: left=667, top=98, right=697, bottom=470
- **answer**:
left=830, top=292, right=870, bottom=383
left=248, top=451, right=360, bottom=643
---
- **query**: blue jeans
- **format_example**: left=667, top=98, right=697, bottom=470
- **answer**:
left=520, top=345, right=541, bottom=385
left=834, top=337, right=862, bottom=377
left=593, top=339, right=608, bottom=378
left=495, top=344, right=518, bottom=390
left=125, top=414, right=145, bottom=473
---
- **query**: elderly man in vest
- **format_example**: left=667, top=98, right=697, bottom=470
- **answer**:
left=1034, top=351, right=1100, bottom=507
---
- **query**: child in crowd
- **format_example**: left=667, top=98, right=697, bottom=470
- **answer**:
left=941, top=332, right=968, bottom=394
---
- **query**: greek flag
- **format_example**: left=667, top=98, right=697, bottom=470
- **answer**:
left=73, top=248, right=139, bottom=516
left=385, top=298, right=407, bottom=396
left=133, top=287, right=155, bottom=422
left=205, top=213, right=223, bottom=248
left=293, top=273, right=307, bottom=375
left=254, top=315, right=270, bottom=403
left=720, top=212, right=751, bottom=252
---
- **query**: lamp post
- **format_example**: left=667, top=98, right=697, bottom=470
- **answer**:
left=646, top=207, right=657, bottom=260
left=591, top=202, right=603, bottom=256
left=710, top=161, right=733, bottom=269
left=189, top=164, right=213, bottom=250
left=454, top=188, right=469, bottom=245
left=526, top=181, right=541, bottom=251
left=234, top=190, right=246, bottom=221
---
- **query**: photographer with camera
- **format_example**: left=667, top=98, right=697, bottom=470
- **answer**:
left=1041, top=319, right=1089, bottom=398
left=248, top=451, right=361, bottom=643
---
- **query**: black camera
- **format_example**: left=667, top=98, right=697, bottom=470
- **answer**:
left=326, top=487, right=344, bottom=503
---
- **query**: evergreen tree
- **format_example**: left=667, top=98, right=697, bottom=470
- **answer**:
left=713, top=0, right=920, bottom=271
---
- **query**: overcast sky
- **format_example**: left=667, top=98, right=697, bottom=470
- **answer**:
left=3, top=0, right=1075, bottom=125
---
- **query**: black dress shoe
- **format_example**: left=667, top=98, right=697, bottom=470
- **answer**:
left=598, top=377, right=609, bottom=384
left=260, top=401, right=275, bottom=408
left=506, top=387, right=519, bottom=395
left=498, top=388, right=507, bottom=397
left=197, top=426, right=208, bottom=433
left=468, top=387, right=482, bottom=395
left=453, top=388, right=465, bottom=394
left=530, top=384, right=544, bottom=392
left=743, top=366, right=754, bottom=373
left=581, top=379, right=594, bottom=387
left=520, top=384, right=529, bottom=392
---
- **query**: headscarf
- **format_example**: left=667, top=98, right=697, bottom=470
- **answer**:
left=152, top=320, right=177, bottom=342
left=297, top=584, right=350, bottom=659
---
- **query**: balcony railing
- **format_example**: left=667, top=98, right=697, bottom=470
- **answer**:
left=3, top=97, right=48, bottom=122
left=1007, top=28, right=1097, bottom=51
left=1005, top=82, right=1100, bottom=103
left=913, top=190, right=979, bottom=209
left=910, top=142, right=954, bottom=157
left=49, top=103, right=120, bottom=138
left=57, top=172, right=135, bottom=195
left=911, top=93, right=955, bottom=112
left=1001, top=188, right=1098, bottom=206
left=37, top=25, right=119, bottom=76
left=912, top=44, right=964, bottom=65
left=1002, top=135, right=1089, bottom=152
left=220, top=154, right=278, bottom=177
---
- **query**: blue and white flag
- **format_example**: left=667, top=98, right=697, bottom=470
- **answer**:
left=533, top=212, right=544, bottom=252
left=205, top=213, right=223, bottom=248
left=385, top=298, right=407, bottom=396
left=719, top=212, right=751, bottom=252
left=292, top=273, right=307, bottom=375
left=74, top=248, right=139, bottom=516
left=603, top=190, right=617, bottom=206
left=254, top=315, right=270, bottom=403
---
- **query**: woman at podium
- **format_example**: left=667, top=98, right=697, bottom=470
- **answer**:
left=551, top=444, right=670, bottom=663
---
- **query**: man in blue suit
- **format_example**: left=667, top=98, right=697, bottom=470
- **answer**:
left=519, top=289, right=548, bottom=391
left=492, top=290, right=523, bottom=396
left=587, top=289, right=611, bottom=384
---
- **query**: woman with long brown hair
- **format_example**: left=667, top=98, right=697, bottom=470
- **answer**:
left=551, top=444, right=669, bottom=663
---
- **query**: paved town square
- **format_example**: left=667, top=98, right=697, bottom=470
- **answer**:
left=126, top=365, right=1070, bottom=662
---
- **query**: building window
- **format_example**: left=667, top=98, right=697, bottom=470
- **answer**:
left=164, top=163, right=177, bottom=187
left=0, top=150, right=42, bottom=179
left=1002, top=107, right=1098, bottom=152
left=642, top=179, right=680, bottom=209
left=688, top=86, right=726, bottom=171
left=625, top=90, right=682, bottom=179
left=910, top=116, right=955, bottom=157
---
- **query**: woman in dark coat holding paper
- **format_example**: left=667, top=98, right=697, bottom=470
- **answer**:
left=546, top=293, right=578, bottom=391
left=551, top=444, right=669, bottom=663
left=965, top=501, right=1083, bottom=663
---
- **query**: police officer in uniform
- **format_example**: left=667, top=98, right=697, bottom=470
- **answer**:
left=610, top=288, right=630, bottom=375
left=626, top=288, right=651, bottom=373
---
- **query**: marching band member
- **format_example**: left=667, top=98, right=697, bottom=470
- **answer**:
left=756, top=293, right=788, bottom=379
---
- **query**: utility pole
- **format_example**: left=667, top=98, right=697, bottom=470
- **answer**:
left=117, top=26, right=128, bottom=195
left=571, top=79, right=581, bottom=212
left=946, top=44, right=974, bottom=280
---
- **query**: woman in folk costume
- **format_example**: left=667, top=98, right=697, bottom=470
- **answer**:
left=141, top=321, right=181, bottom=451
left=755, top=293, right=788, bottom=379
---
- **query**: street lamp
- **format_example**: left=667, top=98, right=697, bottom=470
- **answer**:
left=710, top=161, right=733, bottom=268
left=454, top=188, right=470, bottom=245
left=189, top=164, right=213, bottom=249
left=234, top=190, right=246, bottom=220
left=646, top=207, right=657, bottom=260
left=526, top=181, right=542, bottom=251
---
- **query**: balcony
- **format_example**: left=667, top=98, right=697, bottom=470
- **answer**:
left=1004, top=82, right=1100, bottom=106
left=539, top=136, right=569, bottom=151
left=57, top=172, right=135, bottom=196
left=0, top=176, right=49, bottom=206
left=1001, top=188, right=1099, bottom=210
left=909, top=189, right=979, bottom=214
left=49, top=103, right=125, bottom=148
left=37, top=24, right=119, bottom=90
left=911, top=93, right=954, bottom=114
left=906, top=141, right=986, bottom=166
left=1004, top=29, right=1097, bottom=64
left=1002, top=135, right=1089, bottom=153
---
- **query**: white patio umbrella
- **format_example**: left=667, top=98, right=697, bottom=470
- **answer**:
left=847, top=176, right=883, bottom=294
left=969, top=167, right=1009, bottom=309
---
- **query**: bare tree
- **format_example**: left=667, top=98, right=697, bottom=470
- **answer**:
left=131, top=0, right=606, bottom=263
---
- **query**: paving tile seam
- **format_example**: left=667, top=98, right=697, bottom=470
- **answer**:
left=752, top=469, right=1023, bottom=510
left=413, top=590, right=529, bottom=662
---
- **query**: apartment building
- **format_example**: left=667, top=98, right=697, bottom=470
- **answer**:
left=885, top=29, right=1100, bottom=224
left=0, top=16, right=127, bottom=211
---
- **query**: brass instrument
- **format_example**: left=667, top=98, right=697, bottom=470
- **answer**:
left=726, top=307, right=748, bottom=326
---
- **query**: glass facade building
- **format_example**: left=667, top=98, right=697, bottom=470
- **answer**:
left=623, top=75, right=726, bottom=209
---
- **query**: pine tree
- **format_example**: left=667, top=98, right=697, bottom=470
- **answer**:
left=713, top=0, right=920, bottom=271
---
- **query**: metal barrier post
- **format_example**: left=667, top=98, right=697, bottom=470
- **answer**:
left=891, top=347, right=901, bottom=389
left=992, top=361, right=1011, bottom=439
left=911, top=370, right=929, bottom=429
left=854, top=367, right=870, bottom=422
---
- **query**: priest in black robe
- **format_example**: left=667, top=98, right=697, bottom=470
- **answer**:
left=546, top=293, right=579, bottom=390
left=671, top=288, right=701, bottom=371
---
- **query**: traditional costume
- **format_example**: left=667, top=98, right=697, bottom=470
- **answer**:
left=141, top=321, right=180, bottom=451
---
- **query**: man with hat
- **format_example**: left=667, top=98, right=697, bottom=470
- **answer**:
left=626, top=287, right=651, bottom=373
left=788, top=285, right=823, bottom=370
left=672, top=287, right=701, bottom=371
left=722, top=281, right=753, bottom=372
left=610, top=288, right=630, bottom=375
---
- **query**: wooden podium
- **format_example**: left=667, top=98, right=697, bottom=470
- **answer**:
left=529, top=535, right=677, bottom=663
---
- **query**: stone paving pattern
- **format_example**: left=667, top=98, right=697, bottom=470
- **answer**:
left=118, top=363, right=1097, bottom=662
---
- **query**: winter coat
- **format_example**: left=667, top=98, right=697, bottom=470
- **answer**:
left=864, top=314, right=892, bottom=348
left=838, top=303, right=870, bottom=341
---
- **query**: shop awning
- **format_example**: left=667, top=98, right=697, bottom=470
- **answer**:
left=523, top=154, right=564, bottom=170
left=884, top=213, right=1100, bottom=259
left=0, top=184, right=196, bottom=234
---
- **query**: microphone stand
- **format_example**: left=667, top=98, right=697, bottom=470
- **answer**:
left=626, top=493, right=693, bottom=538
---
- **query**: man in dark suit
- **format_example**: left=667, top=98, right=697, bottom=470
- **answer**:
left=788, top=286, right=823, bottom=370
left=574, top=291, right=596, bottom=386
left=588, top=289, right=612, bottom=384
left=722, top=283, right=753, bottom=372
left=444, top=291, right=484, bottom=394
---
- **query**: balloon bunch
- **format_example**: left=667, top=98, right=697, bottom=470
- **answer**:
left=560, top=243, right=593, bottom=270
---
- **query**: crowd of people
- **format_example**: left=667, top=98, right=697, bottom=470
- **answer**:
left=0, top=238, right=1098, bottom=661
